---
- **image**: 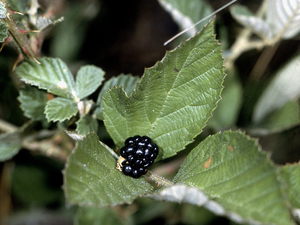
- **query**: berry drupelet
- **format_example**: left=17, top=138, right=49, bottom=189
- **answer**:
left=116, top=135, right=159, bottom=178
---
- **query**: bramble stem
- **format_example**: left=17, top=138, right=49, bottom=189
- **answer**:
left=146, top=170, right=174, bottom=187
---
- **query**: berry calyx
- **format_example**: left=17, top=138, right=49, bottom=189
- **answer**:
left=116, top=135, right=159, bottom=178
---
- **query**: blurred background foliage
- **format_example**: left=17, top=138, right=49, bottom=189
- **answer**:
left=0, top=0, right=299, bottom=224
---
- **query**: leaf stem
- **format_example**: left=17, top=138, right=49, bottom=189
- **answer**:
left=146, top=170, right=174, bottom=187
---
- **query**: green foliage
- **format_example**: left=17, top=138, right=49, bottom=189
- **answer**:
left=1, top=0, right=300, bottom=224
left=18, top=86, right=48, bottom=121
left=75, top=65, right=105, bottom=100
left=0, top=132, right=22, bottom=161
left=63, top=132, right=153, bottom=207
left=103, top=19, right=224, bottom=160
left=45, top=97, right=78, bottom=122
left=16, top=58, right=77, bottom=99
left=173, top=131, right=291, bottom=225
left=0, top=20, right=7, bottom=42
left=95, top=74, right=140, bottom=120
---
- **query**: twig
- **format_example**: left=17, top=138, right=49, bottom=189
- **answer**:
left=0, top=119, right=18, bottom=133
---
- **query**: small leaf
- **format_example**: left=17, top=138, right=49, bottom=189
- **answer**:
left=103, top=19, right=225, bottom=160
left=36, top=16, right=64, bottom=31
left=173, top=131, right=292, bottom=225
left=18, top=85, right=48, bottom=121
left=158, top=0, right=213, bottom=38
left=15, top=57, right=77, bottom=99
left=6, top=0, right=30, bottom=13
left=0, top=1, right=6, bottom=18
left=76, top=114, right=99, bottom=135
left=75, top=65, right=105, bottom=99
left=0, top=20, right=8, bottom=42
left=230, top=5, right=273, bottom=39
left=253, top=54, right=300, bottom=124
left=45, top=97, right=78, bottom=122
left=63, top=132, right=153, bottom=207
left=266, top=0, right=300, bottom=39
left=0, top=132, right=22, bottom=162
left=75, top=207, right=123, bottom=225
left=95, top=74, right=140, bottom=120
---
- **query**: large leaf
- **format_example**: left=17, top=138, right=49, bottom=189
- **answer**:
left=18, top=85, right=48, bottom=121
left=75, top=65, right=105, bottom=100
left=171, top=131, right=292, bottom=225
left=0, top=132, right=22, bottom=162
left=253, top=54, right=300, bottom=124
left=103, top=19, right=225, bottom=160
left=266, top=0, right=300, bottom=39
left=45, top=97, right=78, bottom=122
left=95, top=74, right=140, bottom=120
left=63, top=132, right=153, bottom=207
left=15, top=57, right=77, bottom=99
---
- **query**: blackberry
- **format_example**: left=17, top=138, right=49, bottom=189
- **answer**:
left=116, top=135, right=159, bottom=178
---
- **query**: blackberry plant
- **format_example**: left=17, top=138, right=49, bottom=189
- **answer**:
left=0, top=0, right=300, bottom=225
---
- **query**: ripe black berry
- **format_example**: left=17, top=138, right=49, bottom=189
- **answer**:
left=116, top=135, right=159, bottom=178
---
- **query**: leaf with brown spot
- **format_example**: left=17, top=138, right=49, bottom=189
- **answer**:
left=202, top=154, right=213, bottom=168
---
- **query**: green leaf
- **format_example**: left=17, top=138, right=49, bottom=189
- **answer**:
left=75, top=65, right=105, bottom=100
left=76, top=114, right=99, bottom=135
left=95, top=74, right=140, bottom=120
left=45, top=97, right=78, bottom=122
left=63, top=132, right=153, bottom=207
left=0, top=132, right=22, bottom=162
left=173, top=131, right=292, bottom=225
left=0, top=20, right=8, bottom=42
left=103, top=19, right=225, bottom=160
left=75, top=207, right=123, bottom=225
left=279, top=163, right=300, bottom=211
left=15, top=57, right=77, bottom=99
left=6, top=0, right=30, bottom=13
left=18, top=85, right=48, bottom=121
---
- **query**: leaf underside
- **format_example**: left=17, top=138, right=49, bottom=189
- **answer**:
left=102, top=19, right=225, bottom=160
